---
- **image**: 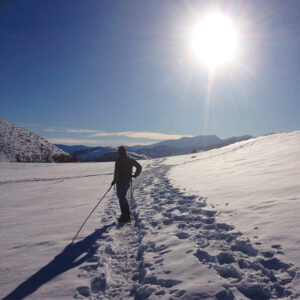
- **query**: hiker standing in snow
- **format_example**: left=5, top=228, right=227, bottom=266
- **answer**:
left=111, top=146, right=142, bottom=222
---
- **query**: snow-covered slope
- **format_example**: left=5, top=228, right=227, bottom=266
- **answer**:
left=0, top=131, right=299, bottom=299
left=0, top=118, right=71, bottom=162
left=167, top=131, right=300, bottom=266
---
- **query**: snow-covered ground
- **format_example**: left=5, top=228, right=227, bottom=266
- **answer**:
left=1, top=131, right=299, bottom=299
left=167, top=131, right=300, bottom=266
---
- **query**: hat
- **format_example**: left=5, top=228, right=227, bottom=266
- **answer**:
left=118, top=145, right=127, bottom=155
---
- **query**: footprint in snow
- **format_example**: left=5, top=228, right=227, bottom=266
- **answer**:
left=175, top=232, right=190, bottom=239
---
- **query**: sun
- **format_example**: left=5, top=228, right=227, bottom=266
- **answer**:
left=191, top=13, right=238, bottom=69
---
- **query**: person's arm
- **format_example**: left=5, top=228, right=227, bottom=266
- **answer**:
left=132, top=159, right=142, bottom=178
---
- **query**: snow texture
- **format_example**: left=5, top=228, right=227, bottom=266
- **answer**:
left=0, top=118, right=69, bottom=162
left=0, top=131, right=299, bottom=299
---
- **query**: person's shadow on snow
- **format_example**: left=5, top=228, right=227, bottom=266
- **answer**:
left=3, top=223, right=115, bottom=300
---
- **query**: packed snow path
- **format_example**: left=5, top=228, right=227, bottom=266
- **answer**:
left=72, top=159, right=297, bottom=300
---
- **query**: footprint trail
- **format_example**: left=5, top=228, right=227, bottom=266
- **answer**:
left=74, top=159, right=298, bottom=299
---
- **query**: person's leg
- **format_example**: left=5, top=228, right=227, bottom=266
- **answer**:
left=124, top=201, right=131, bottom=220
left=116, top=181, right=130, bottom=221
left=116, top=182, right=126, bottom=207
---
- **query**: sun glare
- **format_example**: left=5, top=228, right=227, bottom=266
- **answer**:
left=191, top=13, right=238, bottom=69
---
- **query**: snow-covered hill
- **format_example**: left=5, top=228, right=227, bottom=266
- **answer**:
left=0, top=118, right=71, bottom=162
left=0, top=131, right=299, bottom=299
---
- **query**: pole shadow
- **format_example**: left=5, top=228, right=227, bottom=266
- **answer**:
left=3, top=223, right=115, bottom=300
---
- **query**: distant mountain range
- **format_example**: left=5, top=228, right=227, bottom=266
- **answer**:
left=0, top=118, right=72, bottom=162
left=55, top=134, right=253, bottom=161
left=55, top=144, right=147, bottom=162
left=0, top=117, right=253, bottom=163
left=127, top=134, right=253, bottom=158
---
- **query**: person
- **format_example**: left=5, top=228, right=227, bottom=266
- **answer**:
left=111, top=146, right=142, bottom=222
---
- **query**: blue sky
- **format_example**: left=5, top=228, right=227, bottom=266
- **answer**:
left=1, top=0, right=300, bottom=146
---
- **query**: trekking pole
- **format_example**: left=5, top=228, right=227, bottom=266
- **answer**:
left=130, top=178, right=133, bottom=209
left=72, top=185, right=113, bottom=243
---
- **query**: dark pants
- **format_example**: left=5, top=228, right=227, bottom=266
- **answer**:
left=116, top=181, right=131, bottom=220
left=116, top=181, right=130, bottom=206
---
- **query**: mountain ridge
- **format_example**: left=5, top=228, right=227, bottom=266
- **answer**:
left=0, top=118, right=72, bottom=162
left=55, top=145, right=146, bottom=162
left=56, top=134, right=253, bottom=161
left=0, top=117, right=253, bottom=162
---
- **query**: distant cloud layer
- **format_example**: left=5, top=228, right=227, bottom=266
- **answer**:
left=48, top=138, right=155, bottom=146
left=19, top=123, right=40, bottom=128
left=44, top=128, right=98, bottom=133
left=44, top=128, right=191, bottom=141
left=90, top=131, right=192, bottom=140
left=47, top=138, right=107, bottom=146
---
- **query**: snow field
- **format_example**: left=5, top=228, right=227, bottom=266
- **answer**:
left=67, top=158, right=299, bottom=299
left=0, top=162, right=114, bottom=299
left=130, top=160, right=297, bottom=299
left=167, top=131, right=300, bottom=296
left=1, top=131, right=299, bottom=299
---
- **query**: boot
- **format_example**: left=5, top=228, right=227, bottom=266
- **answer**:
left=118, top=203, right=131, bottom=223
left=124, top=202, right=131, bottom=222
left=118, top=205, right=127, bottom=222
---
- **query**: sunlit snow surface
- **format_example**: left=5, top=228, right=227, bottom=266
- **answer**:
left=1, top=131, right=300, bottom=299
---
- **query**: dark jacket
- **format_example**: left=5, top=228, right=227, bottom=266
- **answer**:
left=113, top=154, right=142, bottom=183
